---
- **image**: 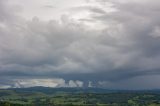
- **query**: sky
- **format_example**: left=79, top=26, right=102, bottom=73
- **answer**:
left=0, top=0, right=160, bottom=89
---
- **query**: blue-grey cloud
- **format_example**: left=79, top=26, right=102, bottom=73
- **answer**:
left=0, top=0, right=160, bottom=89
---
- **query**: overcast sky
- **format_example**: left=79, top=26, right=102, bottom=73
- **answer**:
left=0, top=0, right=160, bottom=89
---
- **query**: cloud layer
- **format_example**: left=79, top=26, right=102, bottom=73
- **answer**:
left=0, top=0, right=160, bottom=89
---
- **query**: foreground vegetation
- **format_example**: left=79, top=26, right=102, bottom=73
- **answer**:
left=0, top=87, right=160, bottom=106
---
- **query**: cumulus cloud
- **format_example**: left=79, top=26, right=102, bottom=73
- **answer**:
left=0, top=77, right=84, bottom=89
left=0, top=0, right=160, bottom=89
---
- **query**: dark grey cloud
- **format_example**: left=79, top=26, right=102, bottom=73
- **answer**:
left=0, top=0, right=160, bottom=89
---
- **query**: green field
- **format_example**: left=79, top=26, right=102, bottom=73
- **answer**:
left=0, top=87, right=160, bottom=106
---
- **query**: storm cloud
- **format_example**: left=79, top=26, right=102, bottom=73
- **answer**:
left=0, top=0, right=160, bottom=89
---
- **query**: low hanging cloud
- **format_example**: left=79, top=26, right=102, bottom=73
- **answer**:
left=0, top=0, right=160, bottom=89
left=0, top=77, right=84, bottom=88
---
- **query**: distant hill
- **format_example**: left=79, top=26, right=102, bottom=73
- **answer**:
left=6, top=87, right=117, bottom=95
left=3, top=86, right=160, bottom=94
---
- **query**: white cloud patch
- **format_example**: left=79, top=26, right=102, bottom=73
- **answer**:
left=13, top=78, right=63, bottom=88
left=0, top=78, right=84, bottom=88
